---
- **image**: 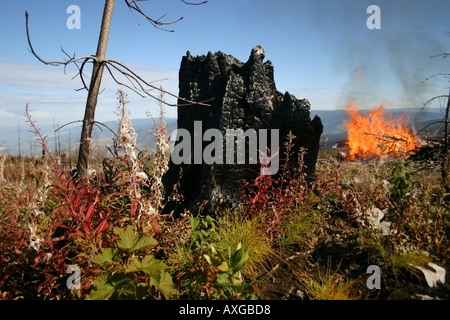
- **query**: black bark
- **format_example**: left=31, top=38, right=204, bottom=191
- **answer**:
left=163, top=46, right=323, bottom=216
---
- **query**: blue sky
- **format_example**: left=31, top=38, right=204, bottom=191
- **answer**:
left=0, top=0, right=449, bottom=129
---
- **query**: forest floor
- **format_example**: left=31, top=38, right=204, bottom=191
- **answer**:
left=1, top=143, right=449, bottom=300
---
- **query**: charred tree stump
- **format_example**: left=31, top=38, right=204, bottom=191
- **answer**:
left=163, top=46, right=323, bottom=216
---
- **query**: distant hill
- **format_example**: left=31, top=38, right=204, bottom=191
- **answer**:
left=0, top=108, right=445, bottom=156
left=0, top=118, right=178, bottom=157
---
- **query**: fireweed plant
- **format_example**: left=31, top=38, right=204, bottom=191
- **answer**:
left=1, top=96, right=449, bottom=300
left=240, top=132, right=311, bottom=238
left=0, top=92, right=175, bottom=299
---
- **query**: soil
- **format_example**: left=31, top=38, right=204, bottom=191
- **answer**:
left=256, top=214, right=450, bottom=300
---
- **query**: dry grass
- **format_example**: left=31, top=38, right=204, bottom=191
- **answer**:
left=1, top=103, right=449, bottom=300
left=214, top=211, right=276, bottom=278
left=296, top=260, right=360, bottom=300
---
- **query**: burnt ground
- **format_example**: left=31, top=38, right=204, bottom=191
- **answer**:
left=256, top=213, right=450, bottom=300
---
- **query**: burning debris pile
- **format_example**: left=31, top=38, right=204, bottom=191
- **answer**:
left=343, top=101, right=422, bottom=160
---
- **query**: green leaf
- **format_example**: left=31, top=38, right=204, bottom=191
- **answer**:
left=190, top=217, right=200, bottom=230
left=157, top=271, right=177, bottom=300
left=114, top=225, right=157, bottom=252
left=204, top=252, right=222, bottom=267
left=93, top=274, right=109, bottom=287
left=203, top=254, right=212, bottom=265
left=232, top=277, right=243, bottom=287
left=125, top=255, right=167, bottom=276
left=230, top=247, right=249, bottom=273
left=113, top=279, right=136, bottom=300
left=217, top=261, right=229, bottom=273
left=125, top=257, right=143, bottom=273
left=205, top=215, right=216, bottom=227
left=86, top=274, right=114, bottom=300
left=216, top=272, right=230, bottom=285
left=110, top=273, right=134, bottom=288
left=140, top=255, right=167, bottom=276
left=92, top=248, right=118, bottom=265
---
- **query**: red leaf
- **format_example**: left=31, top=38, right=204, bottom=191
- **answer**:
left=85, top=203, right=95, bottom=224
left=94, top=218, right=109, bottom=235
left=81, top=220, right=93, bottom=235
left=130, top=200, right=138, bottom=218
left=49, top=222, right=69, bottom=231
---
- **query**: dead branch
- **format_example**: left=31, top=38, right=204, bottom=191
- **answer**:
left=420, top=73, right=450, bottom=84
left=25, top=0, right=209, bottom=178
left=364, top=132, right=408, bottom=143
left=55, top=120, right=117, bottom=138
left=415, top=120, right=447, bottom=138
left=25, top=11, right=96, bottom=67
left=124, top=0, right=208, bottom=32
left=26, top=10, right=211, bottom=108
left=364, top=131, right=414, bottom=155
left=181, top=0, right=208, bottom=5
left=105, top=59, right=212, bottom=107
left=431, top=53, right=450, bottom=59
left=125, top=0, right=183, bottom=31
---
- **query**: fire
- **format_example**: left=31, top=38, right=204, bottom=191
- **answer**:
left=344, top=101, right=421, bottom=160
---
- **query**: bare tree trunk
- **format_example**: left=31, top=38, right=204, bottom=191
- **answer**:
left=442, top=87, right=450, bottom=192
left=76, top=0, right=115, bottom=178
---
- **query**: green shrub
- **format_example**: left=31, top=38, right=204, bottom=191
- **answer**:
left=86, top=225, right=177, bottom=300
left=166, top=215, right=258, bottom=299
left=278, top=192, right=327, bottom=246
left=215, top=211, right=275, bottom=278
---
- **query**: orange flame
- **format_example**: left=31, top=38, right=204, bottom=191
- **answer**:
left=344, top=101, right=421, bottom=159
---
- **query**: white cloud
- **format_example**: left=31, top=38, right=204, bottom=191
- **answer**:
left=0, top=109, right=15, bottom=118
left=0, top=60, right=180, bottom=127
left=0, top=62, right=78, bottom=90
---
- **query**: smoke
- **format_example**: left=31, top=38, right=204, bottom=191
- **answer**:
left=316, top=0, right=450, bottom=111
left=385, top=19, right=449, bottom=108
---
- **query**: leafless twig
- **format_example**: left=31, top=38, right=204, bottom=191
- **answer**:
left=125, top=0, right=208, bottom=31
left=125, top=0, right=182, bottom=32
left=55, top=120, right=117, bottom=137
left=181, top=0, right=208, bottom=5
left=26, top=11, right=96, bottom=67
left=431, top=53, right=450, bottom=59
left=25, top=0, right=208, bottom=178
left=25, top=10, right=211, bottom=108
